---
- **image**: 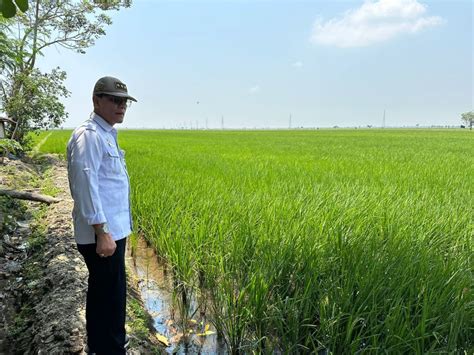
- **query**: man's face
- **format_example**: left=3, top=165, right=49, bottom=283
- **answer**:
left=94, top=94, right=129, bottom=126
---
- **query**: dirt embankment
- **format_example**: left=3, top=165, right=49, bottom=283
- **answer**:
left=0, top=156, right=163, bottom=354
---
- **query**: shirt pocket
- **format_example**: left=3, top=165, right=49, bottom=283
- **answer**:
left=105, top=146, right=122, bottom=174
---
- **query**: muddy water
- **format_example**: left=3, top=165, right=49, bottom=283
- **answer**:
left=126, top=237, right=227, bottom=354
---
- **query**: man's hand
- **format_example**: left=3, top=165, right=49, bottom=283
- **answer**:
left=93, top=224, right=116, bottom=257
left=96, top=232, right=117, bottom=257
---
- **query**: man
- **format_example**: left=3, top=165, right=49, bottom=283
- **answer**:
left=67, top=76, right=137, bottom=354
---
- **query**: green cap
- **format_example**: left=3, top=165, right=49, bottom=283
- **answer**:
left=93, top=76, right=137, bottom=102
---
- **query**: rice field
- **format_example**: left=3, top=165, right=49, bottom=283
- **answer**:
left=36, top=129, right=473, bottom=353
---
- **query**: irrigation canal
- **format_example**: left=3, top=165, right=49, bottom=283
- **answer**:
left=126, top=237, right=227, bottom=354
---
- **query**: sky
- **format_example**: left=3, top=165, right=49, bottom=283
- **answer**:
left=38, top=0, right=473, bottom=129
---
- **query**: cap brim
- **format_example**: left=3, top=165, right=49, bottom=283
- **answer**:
left=98, top=91, right=137, bottom=102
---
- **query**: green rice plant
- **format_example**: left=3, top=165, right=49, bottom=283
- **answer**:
left=39, top=129, right=474, bottom=353
left=33, top=129, right=71, bottom=155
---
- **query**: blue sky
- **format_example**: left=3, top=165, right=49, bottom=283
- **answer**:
left=38, top=0, right=472, bottom=129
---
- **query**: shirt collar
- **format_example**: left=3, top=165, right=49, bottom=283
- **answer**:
left=92, top=113, right=115, bottom=133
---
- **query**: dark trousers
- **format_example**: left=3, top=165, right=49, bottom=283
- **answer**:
left=78, top=238, right=127, bottom=355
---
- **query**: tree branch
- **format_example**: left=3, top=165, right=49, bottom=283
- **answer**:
left=0, top=189, right=61, bottom=204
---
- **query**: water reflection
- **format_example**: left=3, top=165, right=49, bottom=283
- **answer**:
left=126, top=237, right=227, bottom=354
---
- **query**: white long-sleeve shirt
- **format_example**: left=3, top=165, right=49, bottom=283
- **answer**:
left=67, top=114, right=132, bottom=244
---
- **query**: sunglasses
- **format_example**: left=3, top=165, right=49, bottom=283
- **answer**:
left=97, top=94, right=132, bottom=108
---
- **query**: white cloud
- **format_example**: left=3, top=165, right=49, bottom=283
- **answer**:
left=310, top=0, right=444, bottom=48
left=292, top=61, right=303, bottom=68
left=249, top=85, right=260, bottom=94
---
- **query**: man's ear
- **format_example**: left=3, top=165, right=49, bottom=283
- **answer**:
left=93, top=95, right=100, bottom=110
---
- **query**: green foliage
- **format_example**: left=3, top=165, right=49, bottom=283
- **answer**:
left=29, top=129, right=70, bottom=155
left=3, top=0, right=129, bottom=59
left=127, top=298, right=151, bottom=340
left=0, top=137, right=22, bottom=154
left=2, top=68, right=70, bottom=146
left=461, top=111, right=474, bottom=129
left=0, top=0, right=28, bottom=18
left=0, top=0, right=131, bottom=147
left=39, top=129, right=474, bottom=353
left=94, top=0, right=133, bottom=11
left=39, top=167, right=61, bottom=197
left=0, top=17, right=15, bottom=73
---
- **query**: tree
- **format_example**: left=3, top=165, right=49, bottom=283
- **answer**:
left=0, top=0, right=131, bottom=18
left=461, top=111, right=474, bottom=130
left=3, top=68, right=70, bottom=146
left=0, top=0, right=132, bottom=146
